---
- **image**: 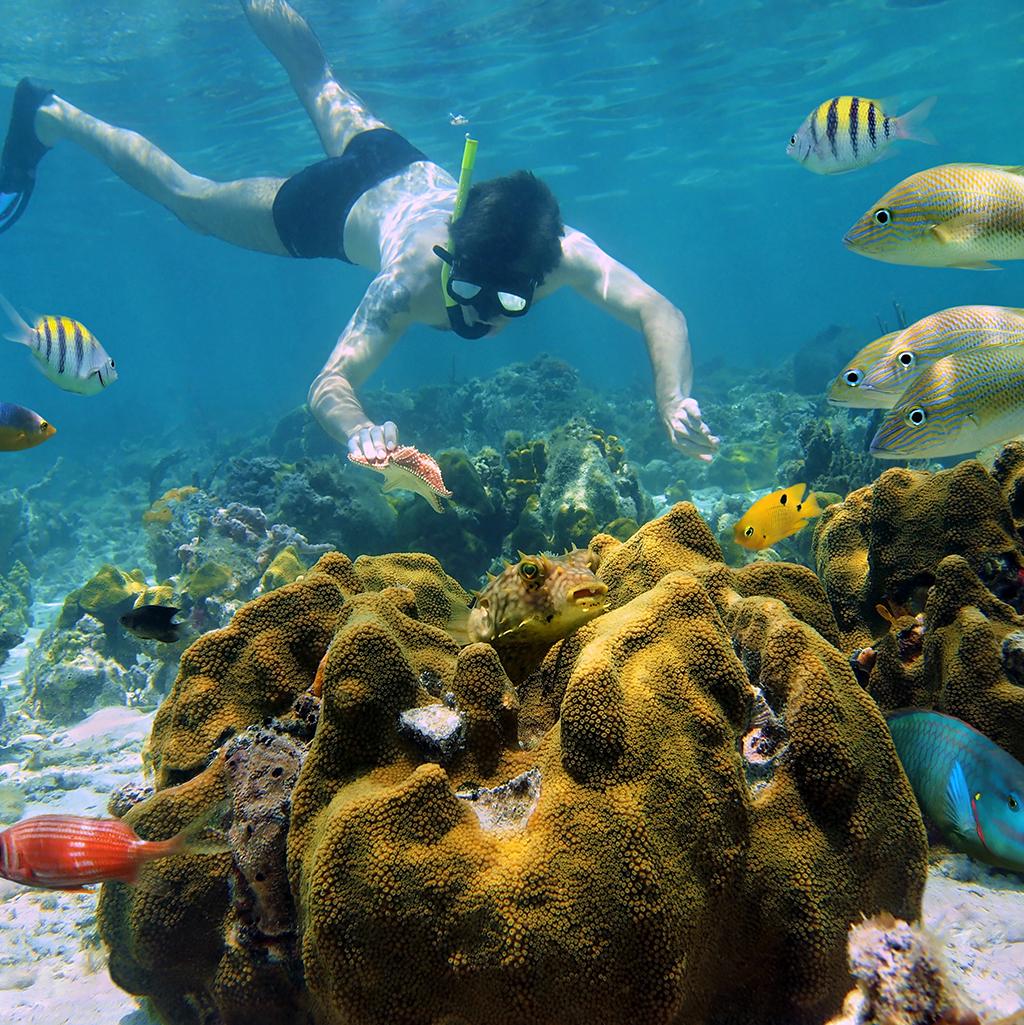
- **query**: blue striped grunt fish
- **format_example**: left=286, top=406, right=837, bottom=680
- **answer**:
left=787, top=95, right=935, bottom=175
left=0, top=295, right=117, bottom=395
left=886, top=709, right=1024, bottom=872
left=844, top=163, right=1024, bottom=269
left=870, top=344, right=1024, bottom=458
left=851, top=305, right=1024, bottom=408
left=0, top=401, right=55, bottom=451
left=827, top=330, right=903, bottom=408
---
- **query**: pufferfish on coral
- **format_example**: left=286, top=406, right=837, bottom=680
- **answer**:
left=449, top=549, right=609, bottom=646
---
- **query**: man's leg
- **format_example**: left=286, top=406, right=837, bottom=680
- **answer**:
left=241, top=0, right=387, bottom=158
left=30, top=96, right=287, bottom=254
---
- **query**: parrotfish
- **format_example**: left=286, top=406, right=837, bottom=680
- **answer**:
left=733, top=484, right=824, bottom=551
left=853, top=305, right=1024, bottom=408
left=450, top=549, right=609, bottom=646
left=844, top=163, right=1024, bottom=269
left=0, top=400, right=55, bottom=450
left=827, top=331, right=903, bottom=408
left=0, top=295, right=117, bottom=395
left=788, top=95, right=935, bottom=175
left=0, top=807, right=228, bottom=890
left=886, top=709, right=1024, bottom=872
left=870, top=344, right=1024, bottom=459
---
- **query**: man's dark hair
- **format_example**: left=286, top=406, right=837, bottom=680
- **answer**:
left=450, top=171, right=564, bottom=284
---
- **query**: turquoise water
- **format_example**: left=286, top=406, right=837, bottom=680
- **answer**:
left=3, top=0, right=1024, bottom=482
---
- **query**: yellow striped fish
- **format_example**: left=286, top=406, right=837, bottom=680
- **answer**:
left=0, top=296, right=117, bottom=395
left=870, top=344, right=1024, bottom=459
left=787, top=96, right=935, bottom=175
left=856, top=304, right=1024, bottom=404
left=844, top=163, right=1024, bottom=269
left=827, top=331, right=902, bottom=408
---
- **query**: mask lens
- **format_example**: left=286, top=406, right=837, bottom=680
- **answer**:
left=450, top=279, right=482, bottom=301
left=498, top=291, right=528, bottom=313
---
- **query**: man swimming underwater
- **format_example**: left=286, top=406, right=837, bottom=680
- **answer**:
left=0, top=0, right=718, bottom=466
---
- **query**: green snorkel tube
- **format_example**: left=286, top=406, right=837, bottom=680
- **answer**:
left=433, top=135, right=491, bottom=340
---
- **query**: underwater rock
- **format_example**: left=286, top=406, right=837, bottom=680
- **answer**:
left=0, top=561, right=32, bottom=668
left=107, top=780, right=155, bottom=818
left=455, top=767, right=541, bottom=832
left=397, top=702, right=466, bottom=764
left=101, top=513, right=926, bottom=1025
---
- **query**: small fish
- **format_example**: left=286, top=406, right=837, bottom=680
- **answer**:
left=870, top=344, right=1024, bottom=459
left=827, top=331, right=903, bottom=408
left=886, top=709, right=1024, bottom=872
left=0, top=806, right=228, bottom=890
left=448, top=112, right=469, bottom=126
left=449, top=549, right=609, bottom=646
left=348, top=444, right=452, bottom=513
left=0, top=295, right=117, bottom=395
left=0, top=401, right=55, bottom=451
left=844, top=163, right=1024, bottom=269
left=733, top=484, right=824, bottom=551
left=787, top=95, right=935, bottom=175
left=120, top=605, right=182, bottom=643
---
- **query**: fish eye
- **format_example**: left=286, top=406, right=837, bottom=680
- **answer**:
left=39, top=420, right=48, bottom=431
left=519, top=561, right=538, bottom=579
left=873, top=208, right=891, bottom=225
left=844, top=369, right=862, bottom=385
left=897, top=352, right=914, bottom=368
left=789, top=135, right=796, bottom=146
left=1010, top=794, right=1021, bottom=811
left=905, top=407, right=927, bottom=427
left=744, top=526, right=754, bottom=538
left=110, top=359, right=116, bottom=368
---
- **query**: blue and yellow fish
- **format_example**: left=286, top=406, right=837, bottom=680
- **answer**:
left=887, top=709, right=1024, bottom=872
left=787, top=95, right=935, bottom=175
left=0, top=401, right=55, bottom=451
left=1, top=296, right=117, bottom=395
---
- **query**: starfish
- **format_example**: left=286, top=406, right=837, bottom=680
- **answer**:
left=348, top=445, right=453, bottom=513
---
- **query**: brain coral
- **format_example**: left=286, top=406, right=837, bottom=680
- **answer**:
left=100, top=504, right=926, bottom=1025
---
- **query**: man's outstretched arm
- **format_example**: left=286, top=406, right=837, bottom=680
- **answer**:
left=559, top=229, right=719, bottom=462
left=307, top=270, right=410, bottom=460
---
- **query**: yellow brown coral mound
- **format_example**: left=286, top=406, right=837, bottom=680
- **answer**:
left=102, top=506, right=926, bottom=1025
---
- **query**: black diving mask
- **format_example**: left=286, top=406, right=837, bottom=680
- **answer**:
left=434, top=245, right=536, bottom=319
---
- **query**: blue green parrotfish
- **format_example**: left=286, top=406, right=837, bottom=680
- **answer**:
left=886, top=709, right=1024, bottom=872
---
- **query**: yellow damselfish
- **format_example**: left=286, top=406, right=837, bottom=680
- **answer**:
left=733, top=484, right=824, bottom=551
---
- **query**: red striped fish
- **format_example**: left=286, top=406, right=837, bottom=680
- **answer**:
left=0, top=295, right=117, bottom=395
left=0, top=810, right=227, bottom=890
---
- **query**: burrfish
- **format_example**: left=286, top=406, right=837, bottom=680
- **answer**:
left=844, top=163, right=1024, bottom=269
left=450, top=549, right=609, bottom=646
left=1, top=295, right=117, bottom=395
left=887, top=709, right=1024, bottom=872
left=870, top=344, right=1024, bottom=459
left=827, top=331, right=903, bottom=408
left=0, top=401, right=55, bottom=450
left=853, top=305, right=1024, bottom=408
left=788, top=95, right=935, bottom=175
left=733, top=484, right=824, bottom=551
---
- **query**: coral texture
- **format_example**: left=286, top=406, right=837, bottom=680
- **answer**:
left=99, top=508, right=926, bottom=1025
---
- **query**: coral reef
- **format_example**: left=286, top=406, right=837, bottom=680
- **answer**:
left=0, top=561, right=32, bottom=668
left=99, top=508, right=926, bottom=1025
left=813, top=453, right=1024, bottom=760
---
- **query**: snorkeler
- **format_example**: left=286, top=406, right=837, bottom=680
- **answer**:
left=0, top=0, right=719, bottom=465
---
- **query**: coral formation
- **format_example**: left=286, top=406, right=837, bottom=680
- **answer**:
left=0, top=561, right=32, bottom=668
left=99, top=507, right=926, bottom=1025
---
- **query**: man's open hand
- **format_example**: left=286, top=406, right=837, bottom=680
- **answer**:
left=662, top=397, right=719, bottom=463
left=347, top=420, right=399, bottom=462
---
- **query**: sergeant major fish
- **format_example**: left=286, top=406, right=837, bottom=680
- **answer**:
left=787, top=96, right=935, bottom=175
left=0, top=401, right=55, bottom=451
left=733, top=484, right=825, bottom=551
left=844, top=163, right=1024, bottom=269
left=848, top=305, right=1024, bottom=408
left=870, top=344, right=1024, bottom=459
left=0, top=295, right=117, bottom=395
left=450, top=549, right=609, bottom=646
left=0, top=806, right=228, bottom=890
left=886, top=709, right=1024, bottom=872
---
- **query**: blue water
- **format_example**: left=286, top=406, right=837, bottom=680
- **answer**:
left=3, top=0, right=1024, bottom=484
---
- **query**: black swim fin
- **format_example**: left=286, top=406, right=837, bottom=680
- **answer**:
left=0, top=79, right=53, bottom=234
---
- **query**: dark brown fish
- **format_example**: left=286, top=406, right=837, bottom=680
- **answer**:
left=120, top=605, right=182, bottom=643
